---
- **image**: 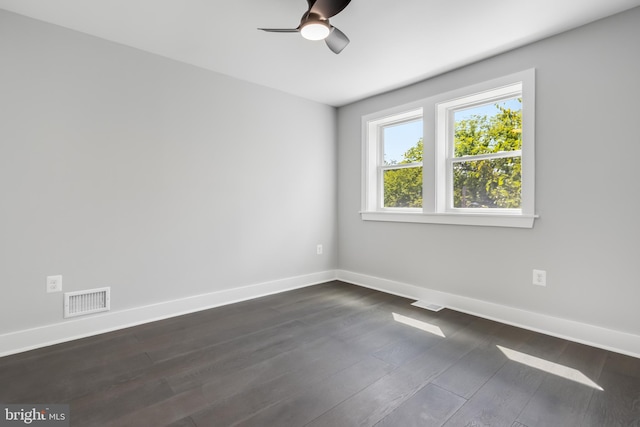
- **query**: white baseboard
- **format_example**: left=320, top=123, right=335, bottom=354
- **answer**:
left=0, top=270, right=337, bottom=357
left=4, top=269, right=639, bottom=360
left=337, top=269, right=640, bottom=359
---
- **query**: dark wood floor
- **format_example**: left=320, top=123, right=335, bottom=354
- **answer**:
left=1, top=281, right=639, bottom=426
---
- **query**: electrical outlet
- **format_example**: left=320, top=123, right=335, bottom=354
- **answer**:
left=47, top=275, right=63, bottom=293
left=316, top=244, right=323, bottom=255
left=532, top=269, right=546, bottom=287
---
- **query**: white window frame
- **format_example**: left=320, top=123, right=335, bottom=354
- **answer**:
left=361, top=69, right=536, bottom=228
left=363, top=107, right=423, bottom=213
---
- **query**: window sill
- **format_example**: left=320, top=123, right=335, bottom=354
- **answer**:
left=360, top=211, right=537, bottom=228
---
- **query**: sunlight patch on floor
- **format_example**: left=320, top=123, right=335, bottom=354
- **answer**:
left=497, top=345, right=604, bottom=391
left=392, top=312, right=446, bottom=337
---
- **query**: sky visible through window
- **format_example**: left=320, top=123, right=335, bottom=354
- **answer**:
left=383, top=119, right=422, bottom=164
left=383, top=98, right=521, bottom=164
left=454, top=98, right=521, bottom=123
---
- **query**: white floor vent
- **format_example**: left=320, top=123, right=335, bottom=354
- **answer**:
left=411, top=300, right=445, bottom=312
left=64, top=287, right=111, bottom=318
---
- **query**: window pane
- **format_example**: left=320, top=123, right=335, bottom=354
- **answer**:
left=384, top=166, right=423, bottom=208
left=383, top=119, right=423, bottom=165
left=454, top=98, right=522, bottom=157
left=453, top=157, right=521, bottom=209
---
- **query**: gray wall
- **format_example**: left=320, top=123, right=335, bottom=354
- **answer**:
left=0, top=10, right=337, bottom=334
left=2, top=6, right=639, bottom=342
left=337, top=8, right=640, bottom=336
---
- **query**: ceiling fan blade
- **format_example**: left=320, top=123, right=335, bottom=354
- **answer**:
left=325, top=26, right=349, bottom=54
left=310, top=0, right=352, bottom=19
left=258, top=28, right=299, bottom=33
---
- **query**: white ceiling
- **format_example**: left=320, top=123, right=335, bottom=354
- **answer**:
left=2, top=0, right=639, bottom=106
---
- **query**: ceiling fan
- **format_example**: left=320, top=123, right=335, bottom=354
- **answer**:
left=258, top=0, right=352, bottom=54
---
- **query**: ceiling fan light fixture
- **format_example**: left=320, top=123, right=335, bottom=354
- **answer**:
left=258, top=0, right=351, bottom=53
left=300, top=21, right=330, bottom=40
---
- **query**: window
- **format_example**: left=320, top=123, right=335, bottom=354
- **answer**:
left=377, top=110, right=423, bottom=209
left=362, top=69, right=536, bottom=228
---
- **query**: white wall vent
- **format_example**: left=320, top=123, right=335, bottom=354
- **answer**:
left=64, top=287, right=111, bottom=318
